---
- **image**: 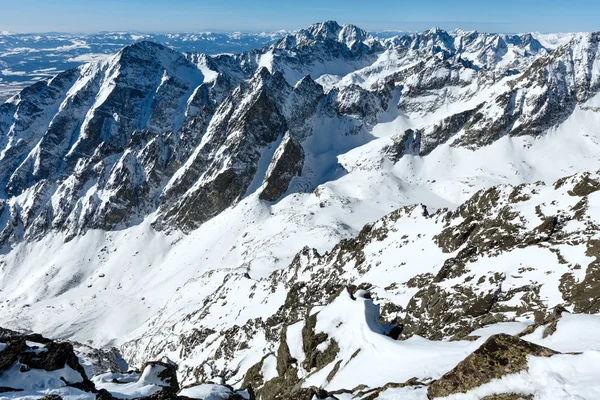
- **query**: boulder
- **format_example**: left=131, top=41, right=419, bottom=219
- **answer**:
left=139, top=360, right=180, bottom=392
left=427, top=334, right=557, bottom=399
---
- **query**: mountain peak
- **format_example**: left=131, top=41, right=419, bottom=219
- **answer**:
left=290, top=20, right=370, bottom=48
left=305, top=20, right=343, bottom=39
left=119, top=40, right=172, bottom=58
left=428, top=27, right=446, bottom=35
left=114, top=40, right=202, bottom=83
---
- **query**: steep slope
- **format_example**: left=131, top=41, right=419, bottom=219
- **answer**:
left=0, top=41, right=215, bottom=246
left=115, top=170, right=600, bottom=388
left=0, top=30, right=289, bottom=102
left=1, top=21, right=600, bottom=399
left=1, top=24, right=598, bottom=247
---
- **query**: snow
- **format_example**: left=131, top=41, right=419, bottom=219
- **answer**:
left=0, top=362, right=84, bottom=391
left=179, top=384, right=250, bottom=399
left=372, top=387, right=428, bottom=400
left=1, top=22, right=600, bottom=399
left=91, top=364, right=170, bottom=398
left=260, top=354, right=279, bottom=382
left=532, top=32, right=577, bottom=49
left=302, top=290, right=483, bottom=390
left=524, top=313, right=600, bottom=353
left=66, top=54, right=111, bottom=63
left=24, top=341, right=49, bottom=354
left=196, top=61, right=219, bottom=83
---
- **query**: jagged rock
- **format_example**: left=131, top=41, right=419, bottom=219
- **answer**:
left=140, top=360, right=180, bottom=391
left=559, top=240, right=600, bottom=313
left=427, top=334, right=557, bottom=399
left=20, top=340, right=89, bottom=379
left=259, top=135, right=305, bottom=201
left=481, top=395, right=533, bottom=400
left=0, top=23, right=592, bottom=247
left=0, top=330, right=96, bottom=393
left=285, top=387, right=334, bottom=400
left=156, top=68, right=291, bottom=232
left=383, top=129, right=421, bottom=163
left=402, top=283, right=502, bottom=340
left=96, top=389, right=195, bottom=400
left=347, top=378, right=427, bottom=399
left=517, top=305, right=568, bottom=339
left=0, top=333, right=88, bottom=377
left=302, top=312, right=340, bottom=372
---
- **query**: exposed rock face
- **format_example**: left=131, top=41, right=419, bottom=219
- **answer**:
left=481, top=394, right=533, bottom=400
left=427, top=334, right=556, bottom=399
left=245, top=303, right=342, bottom=400
left=259, top=135, right=305, bottom=202
left=155, top=68, right=291, bottom=231
left=119, top=169, right=600, bottom=388
left=140, top=359, right=180, bottom=391
left=0, top=23, right=597, bottom=247
left=560, top=255, right=600, bottom=312
left=0, top=330, right=95, bottom=393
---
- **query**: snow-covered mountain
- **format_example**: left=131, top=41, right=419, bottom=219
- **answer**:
left=0, top=31, right=289, bottom=102
left=0, top=29, right=413, bottom=103
left=1, top=21, right=600, bottom=399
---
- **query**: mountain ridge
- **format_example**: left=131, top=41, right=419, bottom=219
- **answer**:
left=1, top=21, right=600, bottom=399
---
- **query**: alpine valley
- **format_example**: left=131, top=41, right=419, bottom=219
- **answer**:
left=1, top=21, right=600, bottom=399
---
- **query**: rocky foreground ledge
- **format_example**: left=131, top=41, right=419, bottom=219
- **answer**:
left=2, top=295, right=599, bottom=400
left=0, top=327, right=251, bottom=399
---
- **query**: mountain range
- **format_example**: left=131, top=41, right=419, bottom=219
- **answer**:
left=1, top=20, right=600, bottom=399
left=0, top=29, right=416, bottom=102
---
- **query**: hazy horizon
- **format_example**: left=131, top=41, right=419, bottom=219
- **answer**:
left=1, top=0, right=598, bottom=34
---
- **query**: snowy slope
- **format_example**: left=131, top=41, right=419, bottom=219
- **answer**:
left=1, top=21, right=600, bottom=399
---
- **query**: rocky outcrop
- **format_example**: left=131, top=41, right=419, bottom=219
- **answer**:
left=0, top=330, right=96, bottom=393
left=427, top=334, right=556, bottom=399
left=138, top=359, right=180, bottom=391
left=119, top=169, right=600, bottom=389
left=259, top=135, right=305, bottom=202
left=481, top=394, right=533, bottom=400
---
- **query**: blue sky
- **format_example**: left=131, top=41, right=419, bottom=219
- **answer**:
left=1, top=0, right=598, bottom=33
